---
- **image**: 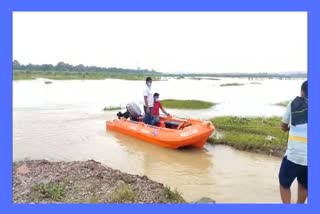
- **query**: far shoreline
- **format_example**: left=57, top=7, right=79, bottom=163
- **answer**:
left=13, top=70, right=307, bottom=81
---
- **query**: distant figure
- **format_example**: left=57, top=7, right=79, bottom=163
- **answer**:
left=143, top=77, right=153, bottom=125
left=279, top=80, right=308, bottom=203
left=151, top=93, right=169, bottom=126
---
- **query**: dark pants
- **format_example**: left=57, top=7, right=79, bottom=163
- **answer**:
left=143, top=106, right=153, bottom=125
left=279, top=156, right=308, bottom=189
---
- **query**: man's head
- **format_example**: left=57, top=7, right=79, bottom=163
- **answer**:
left=154, top=93, right=159, bottom=102
left=146, top=77, right=152, bottom=87
left=301, top=80, right=308, bottom=98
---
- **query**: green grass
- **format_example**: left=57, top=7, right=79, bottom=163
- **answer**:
left=13, top=71, right=161, bottom=81
left=163, top=185, right=186, bottom=203
left=275, top=100, right=290, bottom=107
left=108, top=183, right=137, bottom=203
left=161, top=99, right=215, bottom=109
left=103, top=106, right=122, bottom=111
left=209, top=116, right=288, bottom=156
left=220, top=83, right=244, bottom=87
left=31, top=182, right=65, bottom=201
left=89, top=196, right=100, bottom=203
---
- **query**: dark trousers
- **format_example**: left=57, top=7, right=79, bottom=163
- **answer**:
left=143, top=106, right=153, bottom=125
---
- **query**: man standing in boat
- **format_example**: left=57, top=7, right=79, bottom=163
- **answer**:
left=143, top=77, right=154, bottom=125
left=279, top=80, right=308, bottom=203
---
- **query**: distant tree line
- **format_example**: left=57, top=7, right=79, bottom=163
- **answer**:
left=13, top=60, right=160, bottom=74
left=13, top=60, right=307, bottom=78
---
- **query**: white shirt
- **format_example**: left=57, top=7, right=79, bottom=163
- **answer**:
left=282, top=101, right=308, bottom=166
left=143, top=85, right=153, bottom=107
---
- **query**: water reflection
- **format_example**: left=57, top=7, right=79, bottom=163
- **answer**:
left=111, top=132, right=213, bottom=172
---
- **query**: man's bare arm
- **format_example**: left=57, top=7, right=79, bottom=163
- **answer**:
left=281, top=122, right=289, bottom=131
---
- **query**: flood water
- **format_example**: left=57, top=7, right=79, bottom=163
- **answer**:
left=13, top=78, right=305, bottom=203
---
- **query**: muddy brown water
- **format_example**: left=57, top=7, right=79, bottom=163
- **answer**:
left=13, top=79, right=304, bottom=203
left=13, top=107, right=298, bottom=203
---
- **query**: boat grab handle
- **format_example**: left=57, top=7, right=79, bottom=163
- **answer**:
left=177, top=121, right=187, bottom=130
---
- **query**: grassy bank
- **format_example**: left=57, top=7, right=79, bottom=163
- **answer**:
left=13, top=71, right=161, bottom=81
left=161, top=99, right=215, bottom=109
left=209, top=116, right=288, bottom=156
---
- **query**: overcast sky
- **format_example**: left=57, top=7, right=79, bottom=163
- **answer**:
left=13, top=12, right=307, bottom=73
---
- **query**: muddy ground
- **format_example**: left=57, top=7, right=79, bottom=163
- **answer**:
left=13, top=160, right=190, bottom=203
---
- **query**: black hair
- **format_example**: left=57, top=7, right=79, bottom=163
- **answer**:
left=301, top=80, right=308, bottom=98
left=154, top=92, right=159, bottom=97
left=146, top=77, right=152, bottom=82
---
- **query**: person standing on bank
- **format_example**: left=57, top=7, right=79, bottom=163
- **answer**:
left=143, top=77, right=154, bottom=125
left=279, top=80, right=308, bottom=204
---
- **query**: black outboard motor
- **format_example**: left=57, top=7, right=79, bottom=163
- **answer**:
left=116, top=110, right=130, bottom=119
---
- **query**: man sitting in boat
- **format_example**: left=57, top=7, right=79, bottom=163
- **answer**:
left=151, top=93, right=170, bottom=126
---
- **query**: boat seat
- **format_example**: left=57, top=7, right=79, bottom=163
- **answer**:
left=164, top=121, right=180, bottom=129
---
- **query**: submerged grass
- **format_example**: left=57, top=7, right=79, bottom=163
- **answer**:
left=103, top=106, right=122, bottom=111
left=206, top=78, right=220, bottom=80
left=190, top=77, right=220, bottom=80
left=220, top=83, right=244, bottom=87
left=275, top=100, right=290, bottom=107
left=209, top=116, right=288, bottom=156
left=250, top=82, right=262, bottom=85
left=161, top=99, right=215, bottom=109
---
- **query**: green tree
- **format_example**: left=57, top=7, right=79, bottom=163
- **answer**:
left=13, top=60, right=21, bottom=69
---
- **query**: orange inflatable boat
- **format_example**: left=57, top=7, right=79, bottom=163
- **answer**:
left=106, top=115, right=215, bottom=149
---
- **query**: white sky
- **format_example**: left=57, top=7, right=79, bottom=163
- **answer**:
left=13, top=12, right=307, bottom=73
